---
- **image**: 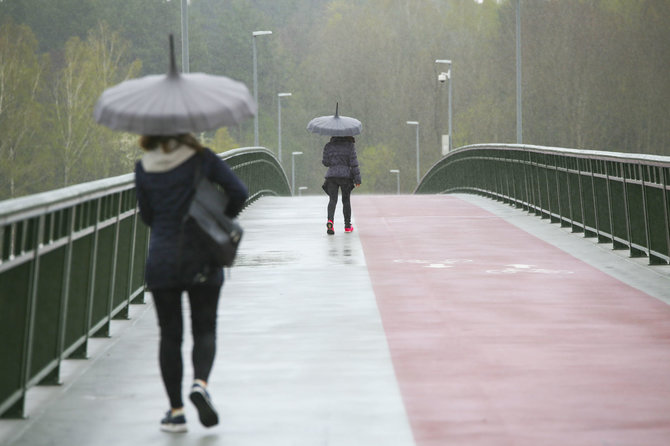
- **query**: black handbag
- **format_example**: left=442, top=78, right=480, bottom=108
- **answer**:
left=186, top=158, right=243, bottom=267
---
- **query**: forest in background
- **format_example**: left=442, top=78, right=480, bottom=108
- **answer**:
left=1, top=0, right=669, bottom=199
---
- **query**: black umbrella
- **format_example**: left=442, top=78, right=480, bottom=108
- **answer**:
left=94, top=35, right=256, bottom=135
left=307, top=103, right=362, bottom=137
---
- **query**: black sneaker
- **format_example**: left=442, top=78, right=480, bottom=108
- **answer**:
left=160, top=410, right=187, bottom=433
left=189, top=383, right=219, bottom=427
left=326, top=220, right=334, bottom=235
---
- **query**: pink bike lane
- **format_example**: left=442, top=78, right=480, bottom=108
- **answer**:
left=353, top=194, right=670, bottom=446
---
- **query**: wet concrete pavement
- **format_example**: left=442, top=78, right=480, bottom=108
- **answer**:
left=1, top=195, right=413, bottom=446
left=2, top=194, right=670, bottom=446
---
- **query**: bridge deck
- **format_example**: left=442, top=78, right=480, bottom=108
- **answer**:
left=2, top=194, right=670, bottom=446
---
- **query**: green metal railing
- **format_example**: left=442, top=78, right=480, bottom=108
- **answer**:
left=0, top=147, right=289, bottom=418
left=417, top=144, right=670, bottom=265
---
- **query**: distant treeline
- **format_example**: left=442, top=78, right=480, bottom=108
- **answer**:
left=1, top=0, right=668, bottom=199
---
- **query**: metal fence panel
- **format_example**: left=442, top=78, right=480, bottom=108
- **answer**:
left=417, top=144, right=670, bottom=265
left=0, top=147, right=289, bottom=418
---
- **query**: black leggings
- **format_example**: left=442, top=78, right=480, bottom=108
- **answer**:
left=152, top=285, right=221, bottom=409
left=325, top=178, right=353, bottom=225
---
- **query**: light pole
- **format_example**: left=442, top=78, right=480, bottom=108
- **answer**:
left=516, top=0, right=523, bottom=144
left=390, top=169, right=400, bottom=195
left=181, top=0, right=189, bottom=73
left=436, top=59, right=452, bottom=153
left=291, top=151, right=303, bottom=196
left=252, top=30, right=272, bottom=147
left=298, top=186, right=308, bottom=196
left=406, top=121, right=420, bottom=184
left=277, top=92, right=292, bottom=164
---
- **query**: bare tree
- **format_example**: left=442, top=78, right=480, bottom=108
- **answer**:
left=51, top=22, right=140, bottom=186
left=0, top=21, right=47, bottom=198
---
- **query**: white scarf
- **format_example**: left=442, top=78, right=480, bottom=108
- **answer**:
left=141, top=144, right=197, bottom=173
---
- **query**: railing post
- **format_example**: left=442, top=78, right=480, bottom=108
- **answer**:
left=661, top=167, right=670, bottom=264
left=504, top=157, right=512, bottom=204
left=47, top=207, right=77, bottom=385
left=622, top=163, right=644, bottom=257
left=125, top=204, right=140, bottom=307
left=555, top=158, right=567, bottom=227
left=530, top=152, right=542, bottom=216
left=576, top=157, right=587, bottom=235
left=640, top=164, right=660, bottom=264
left=605, top=161, right=622, bottom=248
left=521, top=151, right=531, bottom=211
left=544, top=156, right=555, bottom=221
left=74, top=198, right=103, bottom=358
left=566, top=158, right=578, bottom=232
left=108, top=193, right=125, bottom=322
left=589, top=158, right=601, bottom=243
left=18, top=216, right=45, bottom=417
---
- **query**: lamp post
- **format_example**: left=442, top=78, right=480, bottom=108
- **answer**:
left=181, top=0, right=189, bottom=73
left=298, top=186, right=308, bottom=197
left=406, top=121, right=420, bottom=184
left=390, top=169, right=400, bottom=195
left=252, top=30, right=272, bottom=147
left=516, top=0, right=523, bottom=144
left=291, top=151, right=303, bottom=196
left=277, top=92, right=292, bottom=164
left=435, top=59, right=452, bottom=153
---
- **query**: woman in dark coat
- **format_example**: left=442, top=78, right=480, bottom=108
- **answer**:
left=134, top=134, right=248, bottom=433
left=321, top=136, right=362, bottom=234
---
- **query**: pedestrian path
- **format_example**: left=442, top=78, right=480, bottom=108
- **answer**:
left=2, top=196, right=414, bottom=446
left=2, top=194, right=670, bottom=446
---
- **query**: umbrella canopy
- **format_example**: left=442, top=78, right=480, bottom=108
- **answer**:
left=307, top=103, right=362, bottom=137
left=94, top=35, right=256, bottom=135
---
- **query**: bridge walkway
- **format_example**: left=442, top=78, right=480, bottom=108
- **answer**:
left=2, top=194, right=670, bottom=446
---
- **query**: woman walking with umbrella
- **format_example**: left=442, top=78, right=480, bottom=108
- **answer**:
left=308, top=104, right=362, bottom=234
left=94, top=36, right=254, bottom=433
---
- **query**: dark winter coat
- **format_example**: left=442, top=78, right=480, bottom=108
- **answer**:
left=135, top=148, right=248, bottom=290
left=321, top=138, right=362, bottom=184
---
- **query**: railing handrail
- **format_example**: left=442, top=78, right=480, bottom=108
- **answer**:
left=449, top=143, right=670, bottom=165
left=417, top=143, right=670, bottom=266
left=0, top=146, right=285, bottom=225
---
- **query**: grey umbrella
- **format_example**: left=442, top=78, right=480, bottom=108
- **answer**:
left=307, top=103, right=362, bottom=137
left=94, top=35, right=256, bottom=135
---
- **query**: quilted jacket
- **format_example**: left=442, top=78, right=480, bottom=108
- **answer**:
left=321, top=137, right=362, bottom=184
left=135, top=148, right=248, bottom=289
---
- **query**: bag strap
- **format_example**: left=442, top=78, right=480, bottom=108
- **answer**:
left=192, top=152, right=205, bottom=188
left=177, top=152, right=206, bottom=279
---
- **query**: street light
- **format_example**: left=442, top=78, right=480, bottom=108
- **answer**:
left=291, top=151, right=303, bottom=196
left=277, top=92, right=292, bottom=164
left=181, top=0, right=189, bottom=73
left=252, top=30, right=272, bottom=147
left=390, top=169, right=400, bottom=195
left=298, top=186, right=308, bottom=196
left=406, top=121, right=420, bottom=184
left=516, top=0, right=523, bottom=144
left=435, top=59, right=452, bottom=153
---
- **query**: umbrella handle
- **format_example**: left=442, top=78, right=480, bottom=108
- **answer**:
left=168, top=34, right=178, bottom=77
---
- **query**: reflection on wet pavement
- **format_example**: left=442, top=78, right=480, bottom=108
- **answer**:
left=234, top=250, right=298, bottom=267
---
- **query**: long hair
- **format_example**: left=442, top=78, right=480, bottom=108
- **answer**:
left=139, top=134, right=204, bottom=153
left=330, top=136, right=355, bottom=144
